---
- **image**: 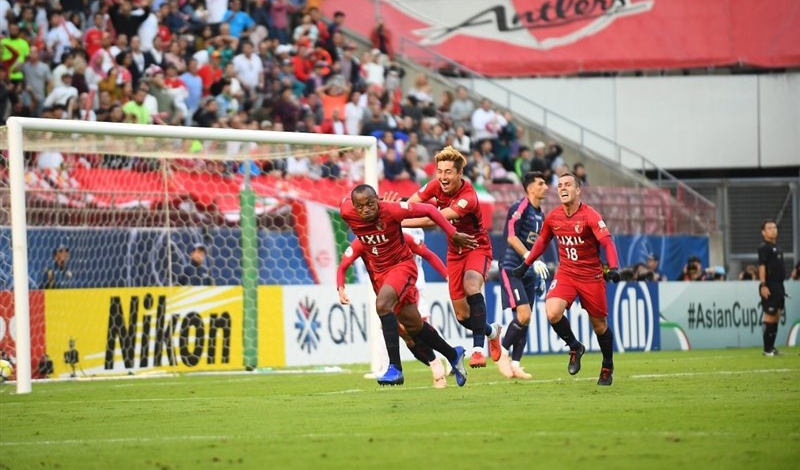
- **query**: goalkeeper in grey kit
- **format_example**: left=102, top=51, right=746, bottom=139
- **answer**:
left=496, top=172, right=551, bottom=379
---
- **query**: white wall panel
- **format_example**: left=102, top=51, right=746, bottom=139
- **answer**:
left=759, top=75, right=800, bottom=168
left=616, top=76, right=759, bottom=169
left=472, top=74, right=799, bottom=170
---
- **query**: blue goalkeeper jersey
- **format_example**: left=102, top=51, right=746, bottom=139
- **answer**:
left=501, top=197, right=545, bottom=270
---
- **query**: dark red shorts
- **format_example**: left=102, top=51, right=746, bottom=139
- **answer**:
left=546, top=274, right=608, bottom=318
left=373, top=258, right=419, bottom=313
left=446, top=249, right=492, bottom=301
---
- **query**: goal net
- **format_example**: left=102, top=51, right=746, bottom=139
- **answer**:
left=0, top=117, right=379, bottom=394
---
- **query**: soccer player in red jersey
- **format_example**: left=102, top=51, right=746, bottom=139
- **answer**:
left=404, top=146, right=502, bottom=368
left=337, top=232, right=452, bottom=388
left=512, top=172, right=621, bottom=386
left=339, top=184, right=474, bottom=386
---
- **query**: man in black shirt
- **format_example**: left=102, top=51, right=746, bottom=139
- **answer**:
left=757, top=219, right=786, bottom=356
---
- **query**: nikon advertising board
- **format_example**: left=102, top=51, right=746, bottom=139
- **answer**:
left=43, top=287, right=244, bottom=377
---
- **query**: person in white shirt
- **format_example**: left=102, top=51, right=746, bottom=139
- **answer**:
left=361, top=50, right=385, bottom=89
left=137, top=8, right=160, bottom=53
left=51, top=52, right=75, bottom=89
left=43, top=72, right=79, bottom=108
left=344, top=90, right=364, bottom=136
left=46, top=11, right=82, bottom=64
left=451, top=125, right=471, bottom=155
left=292, top=14, right=318, bottom=44
left=231, top=40, right=263, bottom=92
left=205, top=0, right=229, bottom=24
left=77, top=93, right=97, bottom=121
left=0, top=0, right=11, bottom=35
left=471, top=98, right=507, bottom=143
left=35, top=3, right=49, bottom=37
left=109, top=33, right=127, bottom=60
left=285, top=155, right=310, bottom=177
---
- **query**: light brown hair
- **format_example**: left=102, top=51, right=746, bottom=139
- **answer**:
left=434, top=146, right=467, bottom=172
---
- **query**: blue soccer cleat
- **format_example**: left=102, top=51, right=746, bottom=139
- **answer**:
left=449, top=346, right=468, bottom=387
left=377, top=365, right=405, bottom=386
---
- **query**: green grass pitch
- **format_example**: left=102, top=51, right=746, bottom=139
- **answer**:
left=1, top=348, right=799, bottom=470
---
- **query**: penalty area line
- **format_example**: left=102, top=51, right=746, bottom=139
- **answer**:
left=630, top=368, right=797, bottom=379
left=0, top=435, right=232, bottom=447
left=7, top=430, right=800, bottom=447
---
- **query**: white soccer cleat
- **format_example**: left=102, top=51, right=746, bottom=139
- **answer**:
left=511, top=362, right=533, bottom=379
left=496, top=349, right=514, bottom=378
left=430, top=357, right=447, bottom=389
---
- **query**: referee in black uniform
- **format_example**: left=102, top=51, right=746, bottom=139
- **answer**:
left=758, top=219, right=786, bottom=356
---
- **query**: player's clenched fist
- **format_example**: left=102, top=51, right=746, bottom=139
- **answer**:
left=604, top=267, right=621, bottom=283
left=337, top=286, right=350, bottom=305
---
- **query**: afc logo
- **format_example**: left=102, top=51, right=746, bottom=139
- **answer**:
left=611, top=282, right=657, bottom=351
left=294, top=297, right=321, bottom=353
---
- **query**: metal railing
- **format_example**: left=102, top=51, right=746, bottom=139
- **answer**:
left=395, top=36, right=717, bottom=228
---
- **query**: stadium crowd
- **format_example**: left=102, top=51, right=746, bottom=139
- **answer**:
left=0, top=0, right=577, bottom=188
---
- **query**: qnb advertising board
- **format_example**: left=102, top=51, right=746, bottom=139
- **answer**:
left=280, top=281, right=660, bottom=368
left=323, top=0, right=800, bottom=76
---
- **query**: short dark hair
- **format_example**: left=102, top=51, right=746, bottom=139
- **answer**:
left=351, top=184, right=377, bottom=200
left=522, top=171, right=545, bottom=190
left=559, top=171, right=581, bottom=187
left=761, top=218, right=776, bottom=230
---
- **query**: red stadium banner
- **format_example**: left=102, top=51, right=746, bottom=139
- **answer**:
left=323, top=0, right=800, bottom=76
left=0, top=291, right=47, bottom=379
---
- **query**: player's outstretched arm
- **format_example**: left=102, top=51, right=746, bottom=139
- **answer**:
left=412, top=203, right=478, bottom=249
left=397, top=192, right=443, bottom=228
left=336, top=241, right=362, bottom=302
left=401, top=217, right=436, bottom=228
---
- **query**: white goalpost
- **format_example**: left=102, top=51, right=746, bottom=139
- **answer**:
left=3, top=116, right=382, bottom=394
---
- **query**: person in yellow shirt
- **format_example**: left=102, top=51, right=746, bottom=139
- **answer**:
left=1, top=24, right=31, bottom=82
left=122, top=84, right=153, bottom=124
